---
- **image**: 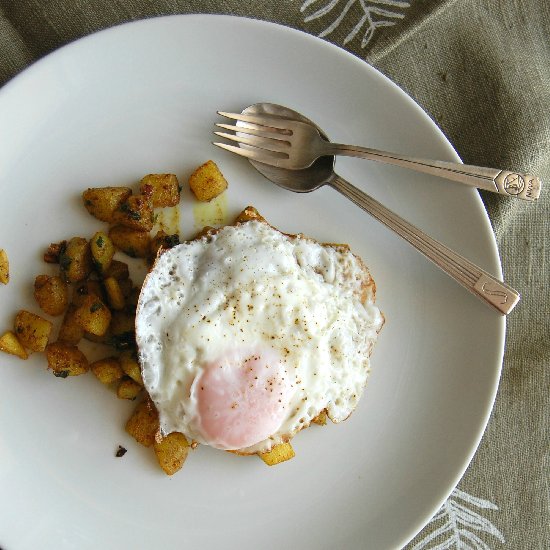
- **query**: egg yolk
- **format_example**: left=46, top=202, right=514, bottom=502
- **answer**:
left=194, top=351, right=292, bottom=450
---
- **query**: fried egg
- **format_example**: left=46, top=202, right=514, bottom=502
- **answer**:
left=135, top=218, right=383, bottom=454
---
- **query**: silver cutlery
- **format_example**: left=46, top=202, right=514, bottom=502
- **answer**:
left=214, top=103, right=520, bottom=315
left=215, top=112, right=541, bottom=201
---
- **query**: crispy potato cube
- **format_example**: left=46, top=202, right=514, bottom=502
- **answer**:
left=0, top=331, right=28, bottom=359
left=72, top=279, right=105, bottom=307
left=127, top=287, right=141, bottom=308
left=149, top=230, right=180, bottom=260
left=103, top=259, right=130, bottom=281
left=140, top=174, right=180, bottom=208
left=103, top=277, right=125, bottom=310
left=45, top=342, right=89, bottom=377
left=90, top=232, right=115, bottom=275
left=154, top=432, right=189, bottom=475
left=14, top=310, right=52, bottom=352
left=234, top=206, right=266, bottom=224
left=58, top=304, right=85, bottom=345
left=111, top=193, right=154, bottom=231
left=34, top=275, right=69, bottom=316
left=60, top=237, right=92, bottom=283
left=74, top=295, right=112, bottom=336
left=188, top=160, right=228, bottom=202
left=43, top=241, right=66, bottom=264
left=91, top=357, right=124, bottom=384
left=83, top=187, right=132, bottom=223
left=125, top=399, right=159, bottom=446
left=109, top=310, right=136, bottom=350
left=119, top=351, right=143, bottom=385
left=0, top=249, right=9, bottom=284
left=312, top=410, right=327, bottom=426
left=117, top=377, right=142, bottom=400
left=117, top=278, right=133, bottom=298
left=109, top=225, right=150, bottom=258
left=83, top=325, right=112, bottom=345
left=259, top=442, right=295, bottom=466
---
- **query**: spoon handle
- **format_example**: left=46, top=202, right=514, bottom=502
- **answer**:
left=326, top=143, right=541, bottom=201
left=329, top=175, right=519, bottom=315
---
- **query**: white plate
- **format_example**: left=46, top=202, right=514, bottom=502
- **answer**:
left=0, top=15, right=504, bottom=550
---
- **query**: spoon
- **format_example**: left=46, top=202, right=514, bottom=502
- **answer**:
left=237, top=103, right=519, bottom=315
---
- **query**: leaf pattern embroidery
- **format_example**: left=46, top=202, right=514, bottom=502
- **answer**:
left=301, top=0, right=411, bottom=49
left=410, top=488, right=505, bottom=549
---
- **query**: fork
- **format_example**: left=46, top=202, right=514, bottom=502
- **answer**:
left=214, top=111, right=541, bottom=201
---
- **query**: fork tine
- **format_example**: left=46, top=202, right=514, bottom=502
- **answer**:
left=215, top=123, right=288, bottom=141
left=217, top=111, right=292, bottom=132
left=213, top=142, right=286, bottom=165
left=213, top=131, right=290, bottom=154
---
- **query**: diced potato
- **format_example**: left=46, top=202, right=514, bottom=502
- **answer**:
left=125, top=399, right=159, bottom=446
left=83, top=325, right=112, bottom=345
left=312, top=410, right=327, bottom=426
left=0, top=249, right=9, bottom=284
left=192, top=226, right=215, bottom=240
left=90, top=357, right=124, bottom=384
left=117, top=377, right=142, bottom=400
left=14, top=310, right=52, bottom=352
left=45, top=342, right=89, bottom=377
left=126, top=287, right=141, bottom=309
left=43, top=241, right=66, bottom=264
left=111, top=193, right=154, bottom=231
left=60, top=237, right=92, bottom=283
left=109, top=310, right=136, bottom=350
left=82, top=187, right=132, bottom=223
left=149, top=230, right=180, bottom=260
left=234, top=206, right=266, bottom=224
left=119, top=351, right=143, bottom=385
left=74, top=295, right=112, bottom=336
left=117, top=278, right=133, bottom=298
left=189, top=160, right=228, bottom=202
left=72, top=279, right=105, bottom=307
left=103, top=277, right=125, bottom=310
left=58, top=304, right=85, bottom=345
left=154, top=432, right=189, bottom=475
left=103, top=260, right=130, bottom=281
left=0, top=331, right=28, bottom=359
left=33, top=275, right=69, bottom=316
left=109, top=225, right=150, bottom=258
left=90, top=232, right=115, bottom=275
left=258, top=442, right=295, bottom=466
left=140, top=174, right=180, bottom=208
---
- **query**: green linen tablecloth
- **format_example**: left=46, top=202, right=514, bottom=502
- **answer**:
left=0, top=1, right=547, bottom=549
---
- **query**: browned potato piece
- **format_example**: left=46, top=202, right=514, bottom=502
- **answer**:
left=125, top=399, right=159, bottom=446
left=90, top=232, right=115, bottom=275
left=0, top=331, right=28, bottom=359
left=72, top=279, right=105, bottom=307
left=117, top=278, right=133, bottom=298
left=103, top=259, right=130, bottom=281
left=74, top=295, right=112, bottom=336
left=33, top=275, right=69, bottom=316
left=117, top=377, right=142, bottom=400
left=45, top=342, right=89, bottom=377
left=91, top=357, right=124, bottom=384
left=140, top=174, right=180, bottom=208
left=188, top=160, right=228, bottom=202
left=14, top=310, right=52, bottom=352
left=111, top=193, right=154, bottom=231
left=312, top=410, right=327, bottom=426
left=103, top=277, right=125, bottom=310
left=58, top=304, right=85, bottom=345
left=83, top=325, right=113, bottom=345
left=0, top=249, right=9, bottom=284
left=149, top=230, right=180, bottom=260
left=234, top=206, right=266, bottom=224
left=127, top=287, right=141, bottom=309
left=109, top=225, right=150, bottom=258
left=154, top=432, right=189, bottom=475
left=258, top=442, right=295, bottom=466
left=119, top=351, right=143, bottom=385
left=110, top=310, right=136, bottom=350
left=43, top=241, right=66, bottom=264
left=83, top=187, right=132, bottom=223
left=60, top=237, right=92, bottom=283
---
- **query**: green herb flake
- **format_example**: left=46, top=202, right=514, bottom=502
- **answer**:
left=95, top=236, right=104, bottom=248
left=90, top=302, right=103, bottom=313
left=54, top=370, right=70, bottom=378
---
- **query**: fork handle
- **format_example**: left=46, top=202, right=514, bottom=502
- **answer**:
left=326, top=143, right=541, bottom=201
left=329, top=174, right=519, bottom=315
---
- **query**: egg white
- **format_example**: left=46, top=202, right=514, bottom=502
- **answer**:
left=136, top=220, right=383, bottom=453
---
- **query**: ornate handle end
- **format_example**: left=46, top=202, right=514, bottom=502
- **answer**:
left=494, top=171, right=541, bottom=201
